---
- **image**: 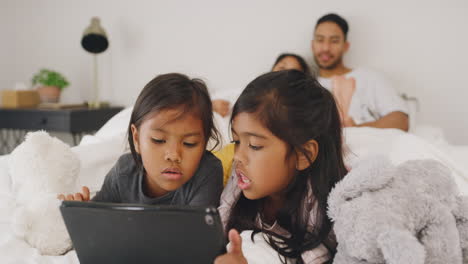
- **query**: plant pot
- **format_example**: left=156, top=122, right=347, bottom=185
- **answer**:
left=37, top=86, right=61, bottom=103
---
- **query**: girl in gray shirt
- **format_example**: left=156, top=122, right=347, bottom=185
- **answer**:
left=59, top=73, right=223, bottom=207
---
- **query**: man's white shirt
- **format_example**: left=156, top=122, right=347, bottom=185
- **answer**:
left=318, top=68, right=409, bottom=124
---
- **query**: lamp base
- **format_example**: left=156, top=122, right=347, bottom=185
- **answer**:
left=87, top=101, right=110, bottom=109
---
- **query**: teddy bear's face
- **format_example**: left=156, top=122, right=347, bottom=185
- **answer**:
left=10, top=131, right=80, bottom=196
left=329, top=158, right=461, bottom=264
left=9, top=131, right=78, bottom=256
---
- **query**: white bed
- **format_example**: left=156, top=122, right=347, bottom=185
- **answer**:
left=0, top=107, right=467, bottom=263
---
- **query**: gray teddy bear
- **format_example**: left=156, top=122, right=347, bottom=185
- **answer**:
left=328, top=157, right=468, bottom=264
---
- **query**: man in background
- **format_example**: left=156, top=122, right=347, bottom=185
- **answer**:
left=312, top=13, right=409, bottom=131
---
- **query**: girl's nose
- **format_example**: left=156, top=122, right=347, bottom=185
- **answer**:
left=233, top=146, right=246, bottom=166
left=165, top=145, right=181, bottom=164
left=165, top=152, right=181, bottom=164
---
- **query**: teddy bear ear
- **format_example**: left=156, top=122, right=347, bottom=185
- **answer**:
left=9, top=130, right=80, bottom=200
left=341, top=155, right=394, bottom=197
left=328, top=155, right=394, bottom=219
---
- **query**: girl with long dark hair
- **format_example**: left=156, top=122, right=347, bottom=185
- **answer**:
left=215, top=70, right=347, bottom=264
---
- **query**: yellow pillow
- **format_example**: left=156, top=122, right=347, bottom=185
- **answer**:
left=212, top=143, right=234, bottom=186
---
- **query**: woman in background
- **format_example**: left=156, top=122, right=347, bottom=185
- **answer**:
left=271, top=53, right=311, bottom=76
left=213, top=53, right=311, bottom=117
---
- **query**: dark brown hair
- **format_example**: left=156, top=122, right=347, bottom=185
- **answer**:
left=316, top=13, right=349, bottom=40
left=128, top=73, right=220, bottom=168
left=272, top=53, right=312, bottom=76
left=227, top=70, right=347, bottom=263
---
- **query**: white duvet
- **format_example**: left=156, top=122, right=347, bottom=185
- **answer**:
left=0, top=108, right=467, bottom=263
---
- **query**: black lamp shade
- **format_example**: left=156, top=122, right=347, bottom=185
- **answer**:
left=81, top=17, right=109, bottom=54
left=81, top=34, right=109, bottom=54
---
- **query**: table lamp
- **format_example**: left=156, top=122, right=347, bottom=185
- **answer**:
left=81, top=17, right=109, bottom=108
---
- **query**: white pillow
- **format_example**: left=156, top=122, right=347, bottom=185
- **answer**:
left=88, top=107, right=132, bottom=142
left=0, top=155, right=11, bottom=195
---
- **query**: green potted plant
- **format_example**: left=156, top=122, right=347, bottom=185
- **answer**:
left=32, top=69, right=70, bottom=103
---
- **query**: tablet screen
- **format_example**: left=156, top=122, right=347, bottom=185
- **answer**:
left=60, top=201, right=225, bottom=264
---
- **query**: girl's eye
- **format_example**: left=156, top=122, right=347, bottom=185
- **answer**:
left=151, top=138, right=165, bottom=144
left=249, top=144, right=263, bottom=151
left=183, top=142, right=198, bottom=148
left=231, top=140, right=240, bottom=145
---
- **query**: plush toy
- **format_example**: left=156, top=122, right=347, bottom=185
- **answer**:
left=9, top=131, right=80, bottom=255
left=328, top=157, right=468, bottom=264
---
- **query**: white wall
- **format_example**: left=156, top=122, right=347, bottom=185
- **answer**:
left=1, top=0, right=468, bottom=144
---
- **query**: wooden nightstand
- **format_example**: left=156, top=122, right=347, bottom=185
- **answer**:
left=0, top=107, right=124, bottom=154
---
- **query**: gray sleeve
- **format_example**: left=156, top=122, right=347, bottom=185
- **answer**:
left=91, top=160, right=122, bottom=203
left=186, top=158, right=223, bottom=207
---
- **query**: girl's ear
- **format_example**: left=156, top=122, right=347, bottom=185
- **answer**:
left=131, top=124, right=141, bottom=154
left=296, top=139, right=319, bottom=171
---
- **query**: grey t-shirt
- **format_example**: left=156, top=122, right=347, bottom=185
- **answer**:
left=92, top=151, right=223, bottom=207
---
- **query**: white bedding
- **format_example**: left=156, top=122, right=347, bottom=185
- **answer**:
left=0, top=108, right=467, bottom=263
left=344, top=127, right=468, bottom=193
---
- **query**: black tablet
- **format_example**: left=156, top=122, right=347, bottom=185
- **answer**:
left=60, top=201, right=225, bottom=264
